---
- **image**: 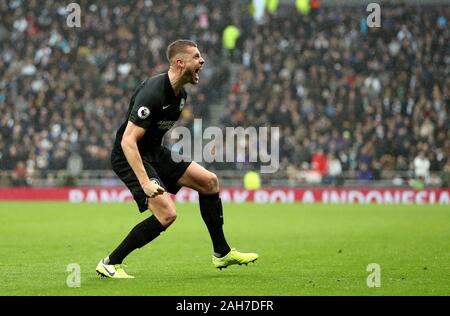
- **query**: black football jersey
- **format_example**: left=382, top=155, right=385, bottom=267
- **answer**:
left=113, top=72, right=187, bottom=159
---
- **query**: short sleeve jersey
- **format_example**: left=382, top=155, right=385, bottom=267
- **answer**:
left=112, top=72, right=187, bottom=159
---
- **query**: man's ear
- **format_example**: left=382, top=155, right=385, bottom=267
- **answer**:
left=176, top=57, right=185, bottom=69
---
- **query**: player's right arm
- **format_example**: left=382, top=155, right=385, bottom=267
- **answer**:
left=121, top=122, right=165, bottom=198
left=121, top=83, right=165, bottom=198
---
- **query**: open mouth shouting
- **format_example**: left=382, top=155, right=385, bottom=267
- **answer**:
left=193, top=66, right=202, bottom=83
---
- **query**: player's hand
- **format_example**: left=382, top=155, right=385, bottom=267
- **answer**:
left=142, top=180, right=166, bottom=198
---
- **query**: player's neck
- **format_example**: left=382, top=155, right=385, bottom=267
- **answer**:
left=168, top=68, right=185, bottom=96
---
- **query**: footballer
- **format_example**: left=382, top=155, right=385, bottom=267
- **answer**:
left=96, top=40, right=258, bottom=278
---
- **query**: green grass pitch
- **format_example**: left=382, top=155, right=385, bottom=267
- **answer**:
left=0, top=201, right=449, bottom=296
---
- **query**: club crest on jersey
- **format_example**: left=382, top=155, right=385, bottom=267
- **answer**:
left=137, top=106, right=150, bottom=119
left=179, top=98, right=185, bottom=111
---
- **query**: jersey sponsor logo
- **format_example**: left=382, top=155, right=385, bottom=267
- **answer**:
left=180, top=98, right=185, bottom=111
left=137, top=106, right=151, bottom=119
left=163, top=104, right=171, bottom=110
left=157, top=120, right=177, bottom=130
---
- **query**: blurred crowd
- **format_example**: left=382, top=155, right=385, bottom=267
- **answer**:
left=0, top=0, right=231, bottom=185
left=0, top=0, right=449, bottom=187
left=220, top=1, right=449, bottom=187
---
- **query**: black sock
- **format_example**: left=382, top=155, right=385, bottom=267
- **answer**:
left=108, top=215, right=165, bottom=264
left=199, top=193, right=231, bottom=257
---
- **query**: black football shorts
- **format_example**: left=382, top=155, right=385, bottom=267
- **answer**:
left=111, top=146, right=191, bottom=213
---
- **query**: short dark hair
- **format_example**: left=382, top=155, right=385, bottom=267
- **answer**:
left=166, top=40, right=197, bottom=63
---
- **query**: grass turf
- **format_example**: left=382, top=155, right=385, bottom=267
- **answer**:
left=0, top=202, right=449, bottom=296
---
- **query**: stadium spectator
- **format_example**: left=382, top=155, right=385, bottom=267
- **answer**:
left=12, top=161, right=27, bottom=186
left=311, top=148, right=328, bottom=176
left=325, top=153, right=343, bottom=186
left=222, top=22, right=241, bottom=62
left=357, top=162, right=374, bottom=184
left=414, top=151, right=431, bottom=182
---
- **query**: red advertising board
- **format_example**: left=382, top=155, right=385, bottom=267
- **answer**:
left=0, top=187, right=448, bottom=205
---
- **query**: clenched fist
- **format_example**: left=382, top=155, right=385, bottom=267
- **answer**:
left=142, top=180, right=166, bottom=198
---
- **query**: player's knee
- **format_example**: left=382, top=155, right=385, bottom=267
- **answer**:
left=150, top=201, right=177, bottom=227
left=158, top=204, right=177, bottom=226
left=201, top=172, right=219, bottom=194
left=164, top=210, right=177, bottom=226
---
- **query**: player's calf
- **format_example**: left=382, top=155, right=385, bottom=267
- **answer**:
left=103, top=214, right=166, bottom=269
left=199, top=192, right=231, bottom=257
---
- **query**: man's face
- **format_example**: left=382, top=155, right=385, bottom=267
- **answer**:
left=180, top=46, right=205, bottom=84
